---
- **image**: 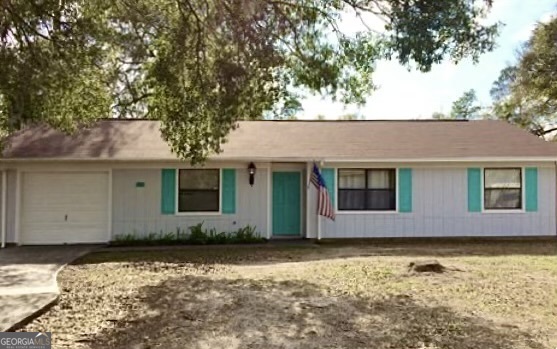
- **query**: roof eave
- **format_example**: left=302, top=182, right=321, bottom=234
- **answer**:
left=0, top=156, right=556, bottom=163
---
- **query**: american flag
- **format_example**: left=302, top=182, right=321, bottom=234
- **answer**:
left=310, top=163, right=335, bottom=221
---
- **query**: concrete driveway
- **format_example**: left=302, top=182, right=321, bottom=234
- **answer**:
left=0, top=246, right=96, bottom=331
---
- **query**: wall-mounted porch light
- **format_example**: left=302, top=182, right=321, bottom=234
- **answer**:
left=248, top=162, right=257, bottom=186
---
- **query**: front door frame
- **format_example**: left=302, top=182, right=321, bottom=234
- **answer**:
left=271, top=167, right=303, bottom=238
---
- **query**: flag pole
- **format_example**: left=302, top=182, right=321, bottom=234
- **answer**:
left=317, top=213, right=322, bottom=240
left=317, top=160, right=324, bottom=241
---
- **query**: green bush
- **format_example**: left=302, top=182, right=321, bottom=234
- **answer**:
left=188, top=222, right=208, bottom=245
left=230, top=225, right=261, bottom=244
left=112, top=222, right=265, bottom=246
left=206, top=228, right=229, bottom=244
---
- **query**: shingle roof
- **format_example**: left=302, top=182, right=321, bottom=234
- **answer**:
left=3, top=119, right=557, bottom=161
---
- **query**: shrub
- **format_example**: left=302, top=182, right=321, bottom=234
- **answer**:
left=231, top=225, right=261, bottom=244
left=188, top=222, right=208, bottom=245
left=206, top=228, right=228, bottom=245
left=112, top=222, right=265, bottom=246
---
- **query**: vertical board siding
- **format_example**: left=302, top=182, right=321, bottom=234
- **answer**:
left=398, top=168, right=412, bottom=213
left=5, top=170, right=16, bottom=243
left=112, top=168, right=268, bottom=239
left=307, top=179, right=318, bottom=239
left=221, top=169, right=236, bottom=214
left=525, top=167, right=538, bottom=212
left=160, top=169, right=176, bottom=214
left=467, top=168, right=482, bottom=212
left=321, top=168, right=335, bottom=208
left=319, top=166, right=555, bottom=238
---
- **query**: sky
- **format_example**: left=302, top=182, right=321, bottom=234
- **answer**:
left=298, top=0, right=557, bottom=120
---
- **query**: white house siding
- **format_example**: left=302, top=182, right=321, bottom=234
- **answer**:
left=0, top=169, right=40, bottom=244
left=313, top=164, right=556, bottom=238
left=1, top=170, right=17, bottom=243
left=111, top=167, right=269, bottom=239
left=1, top=161, right=555, bottom=244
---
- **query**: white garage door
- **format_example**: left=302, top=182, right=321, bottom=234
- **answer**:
left=21, top=172, right=109, bottom=244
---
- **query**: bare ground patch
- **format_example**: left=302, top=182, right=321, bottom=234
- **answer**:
left=20, top=241, right=557, bottom=349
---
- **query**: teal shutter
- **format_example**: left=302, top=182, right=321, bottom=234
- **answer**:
left=161, top=169, right=176, bottom=214
left=467, top=168, right=482, bottom=212
left=398, top=168, right=412, bottom=212
left=222, top=169, right=236, bottom=214
left=525, top=167, right=538, bottom=212
left=321, top=168, right=336, bottom=209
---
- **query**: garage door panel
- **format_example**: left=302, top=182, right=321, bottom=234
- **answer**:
left=21, top=172, right=109, bottom=244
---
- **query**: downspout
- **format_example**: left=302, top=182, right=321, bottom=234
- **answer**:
left=305, top=162, right=311, bottom=239
left=317, top=215, right=322, bottom=241
left=1, top=170, right=6, bottom=248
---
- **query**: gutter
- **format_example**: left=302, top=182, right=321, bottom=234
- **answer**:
left=1, top=170, right=6, bottom=248
left=1, top=156, right=557, bottom=165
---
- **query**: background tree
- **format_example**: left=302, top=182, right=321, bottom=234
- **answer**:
left=338, top=113, right=364, bottom=120
left=450, top=89, right=481, bottom=119
left=431, top=111, right=448, bottom=119
left=1, top=0, right=499, bottom=162
left=431, top=89, right=481, bottom=120
left=270, top=98, right=302, bottom=120
left=490, top=15, right=557, bottom=137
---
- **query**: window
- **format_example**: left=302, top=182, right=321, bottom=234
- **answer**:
left=338, top=169, right=396, bottom=211
left=178, top=169, right=220, bottom=212
left=484, top=168, right=522, bottom=210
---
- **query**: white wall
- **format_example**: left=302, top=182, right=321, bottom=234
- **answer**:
left=309, top=163, right=556, bottom=238
left=2, top=160, right=555, bottom=243
left=2, top=170, right=17, bottom=243
left=111, top=167, right=269, bottom=239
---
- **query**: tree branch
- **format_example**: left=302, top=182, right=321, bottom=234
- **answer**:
left=536, top=126, right=557, bottom=136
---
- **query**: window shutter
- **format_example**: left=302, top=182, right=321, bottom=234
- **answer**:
left=161, top=169, right=176, bottom=214
left=321, top=168, right=336, bottom=208
left=222, top=169, right=236, bottom=214
left=467, top=168, right=481, bottom=212
left=525, top=167, right=538, bottom=212
left=398, top=168, right=412, bottom=212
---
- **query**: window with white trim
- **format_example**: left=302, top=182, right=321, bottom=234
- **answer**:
left=178, top=169, right=220, bottom=212
left=338, top=169, right=396, bottom=211
left=484, top=168, right=522, bottom=210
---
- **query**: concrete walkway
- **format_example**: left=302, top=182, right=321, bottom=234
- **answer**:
left=0, top=246, right=96, bottom=331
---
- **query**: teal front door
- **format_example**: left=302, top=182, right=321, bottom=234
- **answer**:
left=272, top=172, right=301, bottom=236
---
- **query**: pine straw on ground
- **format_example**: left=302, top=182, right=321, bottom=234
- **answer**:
left=21, top=241, right=557, bottom=349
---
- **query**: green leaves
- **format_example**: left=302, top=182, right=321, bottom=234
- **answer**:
left=0, top=0, right=113, bottom=131
left=490, top=14, right=557, bottom=137
left=0, top=0, right=499, bottom=162
left=384, top=0, right=498, bottom=71
left=450, top=89, right=481, bottom=120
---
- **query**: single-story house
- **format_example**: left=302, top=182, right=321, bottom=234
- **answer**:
left=0, top=119, right=556, bottom=246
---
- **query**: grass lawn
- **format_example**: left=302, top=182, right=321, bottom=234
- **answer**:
left=21, top=241, right=557, bottom=349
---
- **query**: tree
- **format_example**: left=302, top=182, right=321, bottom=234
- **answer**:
left=338, top=113, right=364, bottom=120
left=1, top=0, right=499, bottom=162
left=270, top=97, right=302, bottom=120
left=431, top=89, right=481, bottom=120
left=431, top=111, right=448, bottom=119
left=490, top=14, right=557, bottom=137
left=450, top=89, right=481, bottom=119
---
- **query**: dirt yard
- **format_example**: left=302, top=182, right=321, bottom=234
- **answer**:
left=21, top=241, right=557, bottom=349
